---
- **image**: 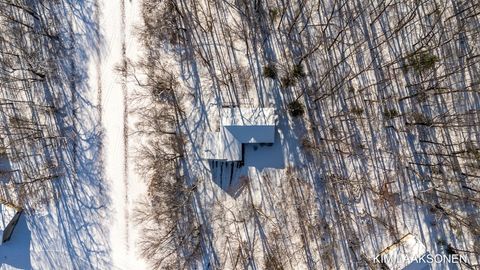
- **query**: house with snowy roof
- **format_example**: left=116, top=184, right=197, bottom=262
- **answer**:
left=0, top=203, right=22, bottom=244
left=201, top=107, right=277, bottom=162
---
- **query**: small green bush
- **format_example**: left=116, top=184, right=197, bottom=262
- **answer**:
left=301, top=136, right=315, bottom=149
left=281, top=75, right=296, bottom=88
left=288, top=100, right=305, bottom=117
left=264, top=253, right=284, bottom=270
left=416, top=91, right=429, bottom=102
left=292, top=64, right=306, bottom=78
left=407, top=51, right=439, bottom=72
left=412, top=112, right=433, bottom=126
left=269, top=7, right=281, bottom=23
left=350, top=106, right=364, bottom=116
left=263, top=64, right=277, bottom=79
left=383, top=108, right=399, bottom=120
left=0, top=146, right=7, bottom=157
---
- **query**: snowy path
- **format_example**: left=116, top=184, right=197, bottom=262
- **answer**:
left=96, top=0, right=129, bottom=265
left=0, top=1, right=147, bottom=269
left=93, top=0, right=146, bottom=269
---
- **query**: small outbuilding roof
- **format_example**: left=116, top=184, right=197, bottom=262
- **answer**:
left=0, top=204, right=16, bottom=230
left=0, top=203, right=18, bottom=236
left=378, top=234, right=429, bottom=270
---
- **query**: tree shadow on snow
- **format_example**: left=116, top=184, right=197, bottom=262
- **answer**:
left=0, top=0, right=113, bottom=269
left=0, top=215, right=32, bottom=270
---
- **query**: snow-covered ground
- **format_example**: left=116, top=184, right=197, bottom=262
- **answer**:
left=1, top=0, right=479, bottom=269
left=1, top=0, right=147, bottom=269
left=149, top=0, right=480, bottom=268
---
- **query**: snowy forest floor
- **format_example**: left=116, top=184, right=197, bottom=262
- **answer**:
left=0, top=0, right=146, bottom=269
left=0, top=0, right=479, bottom=270
left=138, top=0, right=480, bottom=269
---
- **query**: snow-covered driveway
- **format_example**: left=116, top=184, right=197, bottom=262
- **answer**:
left=93, top=0, right=146, bottom=269
left=1, top=0, right=146, bottom=269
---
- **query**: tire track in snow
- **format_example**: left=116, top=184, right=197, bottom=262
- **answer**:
left=120, top=0, right=130, bottom=254
left=95, top=0, right=103, bottom=125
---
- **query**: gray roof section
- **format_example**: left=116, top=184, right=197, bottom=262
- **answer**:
left=224, top=125, right=275, bottom=144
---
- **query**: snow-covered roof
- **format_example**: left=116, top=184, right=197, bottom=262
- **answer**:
left=378, top=234, right=429, bottom=270
left=220, top=128, right=242, bottom=161
left=202, top=130, right=242, bottom=161
left=224, top=125, right=275, bottom=144
left=0, top=203, right=17, bottom=234
left=222, top=107, right=276, bottom=126
left=201, top=108, right=276, bottom=161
